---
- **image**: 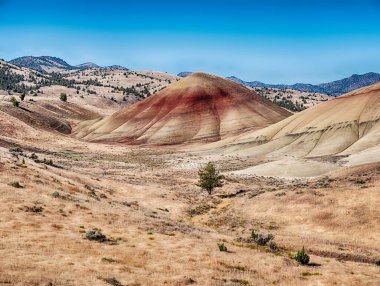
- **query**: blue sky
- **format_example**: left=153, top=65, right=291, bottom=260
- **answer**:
left=0, top=0, right=379, bottom=84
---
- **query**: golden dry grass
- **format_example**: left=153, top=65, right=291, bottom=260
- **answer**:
left=1, top=126, right=380, bottom=285
left=1, top=82, right=380, bottom=285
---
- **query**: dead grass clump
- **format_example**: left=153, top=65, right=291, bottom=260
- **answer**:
left=85, top=229, right=117, bottom=244
left=85, top=229, right=107, bottom=242
left=251, top=230, right=274, bottom=246
left=230, top=278, right=250, bottom=285
left=219, top=261, right=248, bottom=272
left=25, top=205, right=44, bottom=213
left=302, top=272, right=321, bottom=276
left=237, top=230, right=279, bottom=252
left=188, top=202, right=214, bottom=217
left=122, top=201, right=139, bottom=208
left=51, top=191, right=78, bottom=202
left=105, top=277, right=123, bottom=286
left=9, top=146, right=23, bottom=153
left=102, top=257, right=117, bottom=263
left=349, top=176, right=371, bottom=185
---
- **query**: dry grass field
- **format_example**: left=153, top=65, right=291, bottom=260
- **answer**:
left=1, top=114, right=380, bottom=285
left=1, top=66, right=380, bottom=285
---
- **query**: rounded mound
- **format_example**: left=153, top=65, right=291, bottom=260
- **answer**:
left=74, top=73, right=291, bottom=145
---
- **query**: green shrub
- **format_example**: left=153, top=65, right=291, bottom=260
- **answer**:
left=197, top=161, right=224, bottom=195
left=217, top=242, right=228, bottom=252
left=10, top=96, right=19, bottom=107
left=60, top=93, right=67, bottom=102
left=52, top=191, right=60, bottom=198
left=294, top=247, right=310, bottom=265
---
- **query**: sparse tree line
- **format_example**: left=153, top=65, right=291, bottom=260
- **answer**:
left=273, top=97, right=305, bottom=112
left=0, top=66, right=103, bottom=95
left=1, top=65, right=176, bottom=105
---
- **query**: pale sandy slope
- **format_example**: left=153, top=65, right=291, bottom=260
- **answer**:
left=201, top=82, right=380, bottom=177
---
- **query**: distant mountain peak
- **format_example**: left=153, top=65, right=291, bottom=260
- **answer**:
left=177, top=71, right=193, bottom=77
left=8, top=56, right=130, bottom=73
left=75, top=62, right=100, bottom=69
left=9, top=56, right=73, bottom=73
left=104, top=65, right=129, bottom=71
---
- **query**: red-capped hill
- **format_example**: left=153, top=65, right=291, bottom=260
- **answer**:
left=73, top=72, right=291, bottom=145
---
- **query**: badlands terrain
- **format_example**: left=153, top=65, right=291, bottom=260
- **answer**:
left=1, top=61, right=380, bottom=286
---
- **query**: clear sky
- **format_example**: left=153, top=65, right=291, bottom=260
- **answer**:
left=0, top=0, right=379, bottom=84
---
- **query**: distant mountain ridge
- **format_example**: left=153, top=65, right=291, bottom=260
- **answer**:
left=178, top=71, right=380, bottom=96
left=9, top=56, right=129, bottom=73
left=9, top=56, right=74, bottom=73
left=227, top=73, right=380, bottom=96
left=318, top=72, right=380, bottom=95
left=8, top=57, right=380, bottom=95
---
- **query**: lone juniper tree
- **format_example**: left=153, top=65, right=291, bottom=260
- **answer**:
left=197, top=161, right=224, bottom=195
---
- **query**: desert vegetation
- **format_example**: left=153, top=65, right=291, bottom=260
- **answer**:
left=197, top=161, right=224, bottom=195
left=60, top=92, right=67, bottom=102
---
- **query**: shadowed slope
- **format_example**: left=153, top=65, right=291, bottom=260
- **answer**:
left=74, top=73, right=290, bottom=145
left=211, top=82, right=380, bottom=162
left=0, top=100, right=99, bottom=139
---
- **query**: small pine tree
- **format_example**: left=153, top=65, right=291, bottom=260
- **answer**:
left=10, top=97, right=19, bottom=107
left=60, top=93, right=67, bottom=102
left=19, top=93, right=25, bottom=101
left=294, top=247, right=310, bottom=265
left=197, top=161, right=224, bottom=195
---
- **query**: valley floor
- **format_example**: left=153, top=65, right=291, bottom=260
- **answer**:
left=1, top=130, right=380, bottom=286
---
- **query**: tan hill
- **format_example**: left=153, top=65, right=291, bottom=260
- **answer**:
left=202, top=82, right=380, bottom=176
left=0, top=100, right=99, bottom=142
left=74, top=72, right=291, bottom=145
left=0, top=60, right=180, bottom=115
